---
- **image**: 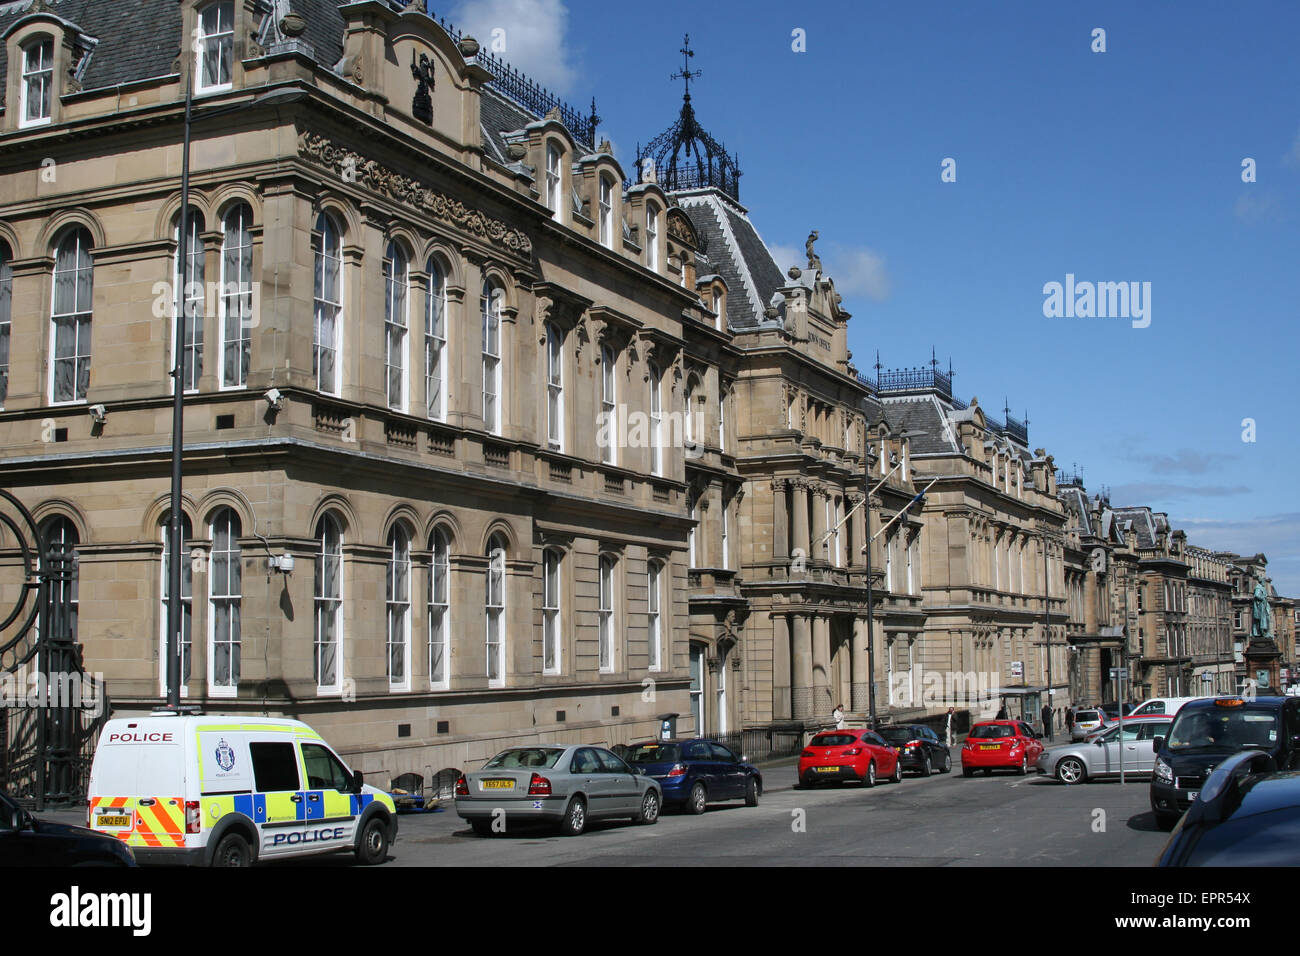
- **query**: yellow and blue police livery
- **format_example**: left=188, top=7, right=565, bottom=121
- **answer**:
left=88, top=714, right=397, bottom=866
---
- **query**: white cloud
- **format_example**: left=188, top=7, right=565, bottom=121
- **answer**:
left=767, top=244, right=803, bottom=276
left=1234, top=192, right=1281, bottom=224
left=824, top=244, right=892, bottom=302
left=447, top=0, right=578, bottom=96
left=1180, top=513, right=1300, bottom=596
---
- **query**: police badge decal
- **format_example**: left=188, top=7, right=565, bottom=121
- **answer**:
left=215, top=738, right=236, bottom=772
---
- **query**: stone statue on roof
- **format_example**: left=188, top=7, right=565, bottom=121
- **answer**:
left=806, top=231, right=822, bottom=272
left=1251, top=571, right=1274, bottom=641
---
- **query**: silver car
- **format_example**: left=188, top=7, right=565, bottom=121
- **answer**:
left=1037, top=716, right=1173, bottom=784
left=455, top=744, right=662, bottom=836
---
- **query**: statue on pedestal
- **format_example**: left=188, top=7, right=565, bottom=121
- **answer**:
left=1251, top=572, right=1274, bottom=641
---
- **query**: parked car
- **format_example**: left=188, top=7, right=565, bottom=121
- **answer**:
left=456, top=745, right=661, bottom=836
left=1099, top=702, right=1135, bottom=721
left=1070, top=709, right=1108, bottom=741
left=1131, top=696, right=1207, bottom=718
left=1036, top=716, right=1173, bottom=784
left=1, top=790, right=136, bottom=867
left=797, top=730, right=901, bottom=788
left=624, top=739, right=761, bottom=813
left=876, top=724, right=952, bottom=776
left=961, top=720, right=1044, bottom=776
left=1150, top=695, right=1300, bottom=829
left=1156, top=750, right=1299, bottom=866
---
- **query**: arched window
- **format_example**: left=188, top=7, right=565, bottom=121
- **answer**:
left=598, top=553, right=616, bottom=673
left=648, top=362, right=662, bottom=476
left=600, top=344, right=616, bottom=465
left=38, top=516, right=79, bottom=645
left=220, top=203, right=253, bottom=388
left=481, top=278, right=502, bottom=434
left=384, top=242, right=409, bottom=411
left=425, top=258, right=447, bottom=421
left=50, top=228, right=94, bottom=404
left=428, top=528, right=450, bottom=688
left=209, top=508, right=241, bottom=694
left=314, top=515, right=343, bottom=691
left=645, top=204, right=659, bottom=271
left=683, top=379, right=695, bottom=447
left=545, top=322, right=563, bottom=451
left=545, top=143, right=563, bottom=222
left=598, top=176, right=613, bottom=247
left=20, top=38, right=53, bottom=127
left=159, top=512, right=194, bottom=697
left=173, top=209, right=205, bottom=392
left=196, top=2, right=235, bottom=92
left=647, top=560, right=662, bottom=672
left=312, top=212, right=343, bottom=395
left=485, top=534, right=506, bottom=685
left=542, top=548, right=561, bottom=674
left=721, top=495, right=731, bottom=571
left=689, top=642, right=705, bottom=733
left=386, top=525, right=411, bottom=690
left=0, top=241, right=12, bottom=406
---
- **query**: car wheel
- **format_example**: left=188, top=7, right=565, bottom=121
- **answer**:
left=687, top=782, right=707, bottom=815
left=921, top=754, right=933, bottom=777
left=1018, top=756, right=1029, bottom=776
left=211, top=832, right=252, bottom=868
left=962, top=767, right=974, bottom=778
left=1155, top=812, right=1179, bottom=831
left=983, top=768, right=992, bottom=776
left=891, top=759, right=902, bottom=783
left=560, top=796, right=587, bottom=836
left=863, top=761, right=876, bottom=788
left=745, top=778, right=759, bottom=807
left=355, top=816, right=389, bottom=865
left=941, top=752, right=952, bottom=773
left=1056, top=756, right=1087, bottom=785
left=634, top=789, right=660, bottom=825
left=470, top=819, right=493, bottom=836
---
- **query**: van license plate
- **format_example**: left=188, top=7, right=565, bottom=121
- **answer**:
left=97, top=814, right=131, bottom=827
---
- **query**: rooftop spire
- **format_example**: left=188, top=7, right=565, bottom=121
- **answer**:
left=671, top=34, right=702, bottom=101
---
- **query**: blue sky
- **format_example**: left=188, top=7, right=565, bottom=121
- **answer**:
left=444, top=0, right=1300, bottom=594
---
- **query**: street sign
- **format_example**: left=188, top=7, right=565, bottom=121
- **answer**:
left=1109, top=668, right=1127, bottom=681
left=1011, top=661, right=1023, bottom=678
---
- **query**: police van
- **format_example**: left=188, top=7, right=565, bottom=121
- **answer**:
left=87, top=712, right=397, bottom=866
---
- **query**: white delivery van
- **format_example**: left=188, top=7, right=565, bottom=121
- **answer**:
left=1130, top=697, right=1207, bottom=718
left=87, top=712, right=397, bottom=866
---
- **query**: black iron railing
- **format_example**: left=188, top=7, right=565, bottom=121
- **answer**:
left=711, top=727, right=806, bottom=764
left=876, top=367, right=953, bottom=401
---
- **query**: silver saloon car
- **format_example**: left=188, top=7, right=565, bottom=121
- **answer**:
left=1037, top=716, right=1173, bottom=784
left=455, top=744, right=663, bottom=836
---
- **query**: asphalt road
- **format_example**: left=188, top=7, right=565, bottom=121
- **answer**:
left=343, top=755, right=1172, bottom=867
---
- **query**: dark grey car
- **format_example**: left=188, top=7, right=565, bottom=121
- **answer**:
left=455, top=744, right=662, bottom=836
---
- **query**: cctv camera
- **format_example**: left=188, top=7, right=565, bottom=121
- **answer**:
left=88, top=404, right=107, bottom=423
left=264, top=388, right=283, bottom=408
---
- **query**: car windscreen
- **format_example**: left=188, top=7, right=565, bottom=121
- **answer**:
left=810, top=734, right=860, bottom=747
left=483, top=748, right=566, bottom=769
left=1075, top=711, right=1102, bottom=722
left=1166, top=709, right=1279, bottom=752
left=969, top=725, right=1015, bottom=739
left=877, top=728, right=916, bottom=744
left=626, top=744, right=681, bottom=763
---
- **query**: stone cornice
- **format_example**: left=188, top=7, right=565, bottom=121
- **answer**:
left=297, top=131, right=532, bottom=260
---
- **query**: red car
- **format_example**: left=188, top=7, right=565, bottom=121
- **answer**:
left=961, top=720, right=1044, bottom=776
left=797, top=729, right=902, bottom=788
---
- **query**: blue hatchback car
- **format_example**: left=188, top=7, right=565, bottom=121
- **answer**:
left=625, top=739, right=762, bottom=814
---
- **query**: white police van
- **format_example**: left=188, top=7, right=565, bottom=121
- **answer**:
left=87, top=711, right=397, bottom=866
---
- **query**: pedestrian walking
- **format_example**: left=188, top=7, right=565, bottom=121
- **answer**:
left=832, top=704, right=845, bottom=729
left=1065, top=706, right=1075, bottom=736
left=1041, top=703, right=1053, bottom=741
left=945, top=706, right=956, bottom=746
left=995, top=700, right=1008, bottom=720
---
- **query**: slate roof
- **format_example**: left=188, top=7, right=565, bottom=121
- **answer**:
left=674, top=190, right=785, bottom=331
left=1108, top=506, right=1158, bottom=549
left=1059, top=485, right=1092, bottom=535
left=873, top=397, right=956, bottom=455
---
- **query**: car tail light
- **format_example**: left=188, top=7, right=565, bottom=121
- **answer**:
left=907, top=741, right=922, bottom=749
left=527, top=773, right=552, bottom=796
left=802, top=750, right=816, bottom=758
left=844, top=748, right=862, bottom=755
left=667, top=763, right=687, bottom=777
left=185, top=800, right=201, bottom=834
left=455, top=774, right=469, bottom=796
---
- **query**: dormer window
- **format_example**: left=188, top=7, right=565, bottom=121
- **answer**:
left=645, top=204, right=659, bottom=271
left=546, top=143, right=563, bottom=222
left=196, top=2, right=234, bottom=92
left=20, top=38, right=53, bottom=127
left=598, top=176, right=613, bottom=248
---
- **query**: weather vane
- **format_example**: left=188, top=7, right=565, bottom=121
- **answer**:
left=671, top=34, right=702, bottom=99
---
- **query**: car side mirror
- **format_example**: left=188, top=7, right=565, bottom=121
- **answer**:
left=1153, top=736, right=1165, bottom=752
left=7, top=808, right=25, bottom=831
left=351, top=769, right=364, bottom=793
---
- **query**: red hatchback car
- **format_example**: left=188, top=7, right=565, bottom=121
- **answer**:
left=798, top=729, right=902, bottom=788
left=961, top=720, right=1044, bottom=776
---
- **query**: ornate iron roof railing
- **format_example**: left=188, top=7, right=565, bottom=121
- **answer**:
left=876, top=366, right=953, bottom=401
left=1003, top=414, right=1029, bottom=444
left=434, top=16, right=598, bottom=151
left=855, top=371, right=878, bottom=394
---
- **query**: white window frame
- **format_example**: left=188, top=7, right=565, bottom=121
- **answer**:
left=386, top=526, right=412, bottom=691
left=20, top=38, right=53, bottom=128
left=172, top=211, right=205, bottom=394
left=425, top=259, right=447, bottom=421
left=486, top=537, right=506, bottom=687
left=647, top=560, right=662, bottom=672
left=219, top=204, right=253, bottom=389
left=546, top=322, right=564, bottom=452
left=312, top=213, right=343, bottom=395
left=688, top=495, right=698, bottom=569
left=598, top=176, right=613, bottom=247
left=159, top=514, right=194, bottom=699
left=0, top=243, right=12, bottom=407
left=720, top=496, right=730, bottom=571
left=599, top=553, right=616, bottom=673
left=718, top=390, right=727, bottom=454
left=49, top=229, right=93, bottom=406
left=196, top=1, right=235, bottom=93
left=649, top=363, right=663, bottom=476
left=428, top=529, right=450, bottom=690
left=543, top=548, right=561, bottom=675
left=546, top=143, right=563, bottom=222
left=314, top=516, right=344, bottom=694
left=384, top=242, right=409, bottom=412
left=481, top=279, right=502, bottom=435
left=208, top=508, right=241, bottom=697
left=645, top=205, right=659, bottom=271
left=601, top=344, right=616, bottom=465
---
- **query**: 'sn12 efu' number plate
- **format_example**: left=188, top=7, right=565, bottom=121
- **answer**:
left=97, top=814, right=131, bottom=827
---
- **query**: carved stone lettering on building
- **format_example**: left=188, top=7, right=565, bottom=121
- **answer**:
left=808, top=331, right=832, bottom=351
left=297, top=132, right=533, bottom=259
